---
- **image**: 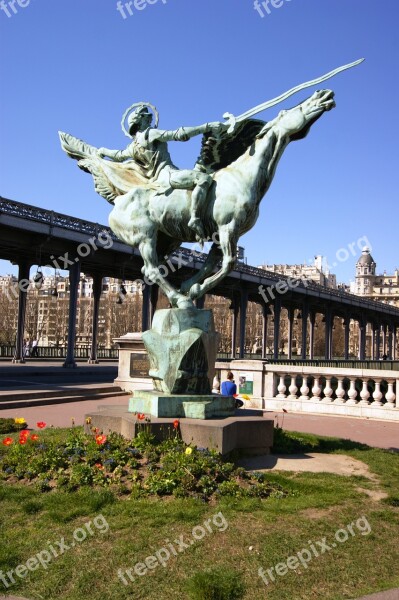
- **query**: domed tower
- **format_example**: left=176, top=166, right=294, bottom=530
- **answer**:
left=355, top=247, right=376, bottom=296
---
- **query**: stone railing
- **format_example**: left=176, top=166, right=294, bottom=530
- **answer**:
left=265, top=365, right=398, bottom=420
left=215, top=360, right=399, bottom=421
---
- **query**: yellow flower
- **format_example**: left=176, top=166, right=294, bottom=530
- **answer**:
left=241, top=394, right=251, bottom=401
left=185, top=447, right=193, bottom=455
left=14, top=418, right=26, bottom=424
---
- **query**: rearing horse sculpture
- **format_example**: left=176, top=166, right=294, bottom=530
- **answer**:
left=60, top=89, right=336, bottom=308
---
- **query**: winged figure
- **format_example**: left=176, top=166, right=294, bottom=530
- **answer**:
left=59, top=90, right=335, bottom=308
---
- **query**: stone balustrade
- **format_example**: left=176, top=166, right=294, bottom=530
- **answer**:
left=268, top=365, right=398, bottom=419
left=216, top=360, right=399, bottom=421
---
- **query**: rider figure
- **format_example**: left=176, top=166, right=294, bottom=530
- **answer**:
left=98, top=105, right=224, bottom=243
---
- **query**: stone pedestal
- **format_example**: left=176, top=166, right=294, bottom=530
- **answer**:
left=129, top=390, right=235, bottom=419
left=84, top=405, right=274, bottom=456
left=128, top=307, right=227, bottom=419
left=142, top=308, right=219, bottom=395
left=113, top=332, right=152, bottom=393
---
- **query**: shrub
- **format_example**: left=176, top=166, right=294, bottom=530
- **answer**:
left=0, top=418, right=27, bottom=434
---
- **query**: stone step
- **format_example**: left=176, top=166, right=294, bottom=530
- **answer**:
left=0, top=389, right=129, bottom=411
left=0, top=385, right=120, bottom=402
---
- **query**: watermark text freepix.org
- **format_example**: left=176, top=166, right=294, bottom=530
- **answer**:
left=0, top=514, right=109, bottom=589
left=117, top=511, right=228, bottom=585
left=3, top=229, right=114, bottom=303
left=315, top=236, right=372, bottom=272
left=258, top=515, right=371, bottom=586
left=258, top=275, right=308, bottom=304
left=254, top=0, right=291, bottom=19
left=0, top=0, right=30, bottom=18
left=117, top=0, right=167, bottom=20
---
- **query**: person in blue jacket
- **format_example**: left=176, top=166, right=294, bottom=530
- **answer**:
left=221, top=372, right=244, bottom=408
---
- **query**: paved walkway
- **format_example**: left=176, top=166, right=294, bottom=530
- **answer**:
left=355, top=591, right=399, bottom=600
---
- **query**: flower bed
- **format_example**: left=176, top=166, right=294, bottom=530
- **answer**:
left=0, top=424, right=286, bottom=501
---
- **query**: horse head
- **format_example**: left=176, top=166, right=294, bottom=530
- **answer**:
left=275, top=89, right=335, bottom=141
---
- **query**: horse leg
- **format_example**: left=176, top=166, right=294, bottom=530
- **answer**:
left=180, top=242, right=222, bottom=294
left=187, top=225, right=238, bottom=300
left=139, top=237, right=194, bottom=309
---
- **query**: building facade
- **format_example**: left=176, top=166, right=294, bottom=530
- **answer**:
left=258, top=255, right=337, bottom=288
left=351, top=247, right=399, bottom=307
left=0, top=273, right=144, bottom=349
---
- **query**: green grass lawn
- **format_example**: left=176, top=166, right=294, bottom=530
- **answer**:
left=0, top=427, right=398, bottom=600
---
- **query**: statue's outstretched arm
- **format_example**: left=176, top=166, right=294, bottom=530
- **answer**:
left=149, top=122, right=224, bottom=143
left=98, top=144, right=133, bottom=162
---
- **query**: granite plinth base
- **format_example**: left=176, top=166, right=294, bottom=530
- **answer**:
left=129, top=390, right=236, bottom=419
left=84, top=406, right=273, bottom=456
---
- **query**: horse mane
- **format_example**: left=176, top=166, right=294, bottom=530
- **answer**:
left=195, top=119, right=266, bottom=173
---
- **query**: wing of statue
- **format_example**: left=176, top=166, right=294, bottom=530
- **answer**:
left=59, top=132, right=157, bottom=204
left=195, top=118, right=266, bottom=173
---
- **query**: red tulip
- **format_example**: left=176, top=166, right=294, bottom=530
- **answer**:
left=95, top=434, right=107, bottom=445
left=30, top=434, right=39, bottom=441
left=2, top=437, right=13, bottom=446
left=36, top=422, right=46, bottom=429
left=19, top=438, right=27, bottom=445
left=19, top=430, right=29, bottom=437
left=173, top=419, right=179, bottom=430
left=137, top=413, right=145, bottom=421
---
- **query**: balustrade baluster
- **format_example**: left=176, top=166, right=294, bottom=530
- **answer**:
left=322, top=377, right=333, bottom=402
left=334, top=378, right=346, bottom=404
left=346, top=378, right=358, bottom=405
left=385, top=380, right=396, bottom=407
left=299, top=376, right=310, bottom=401
left=311, top=377, right=322, bottom=401
left=359, top=380, right=370, bottom=406
left=276, top=375, right=287, bottom=399
left=371, top=379, right=383, bottom=406
left=288, top=375, right=298, bottom=400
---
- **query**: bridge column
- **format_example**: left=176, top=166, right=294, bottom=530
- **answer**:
left=324, top=308, right=332, bottom=360
left=88, top=273, right=103, bottom=364
left=371, top=325, right=376, bottom=360
left=239, top=289, right=248, bottom=359
left=309, top=312, right=315, bottom=360
left=387, top=325, right=394, bottom=360
left=287, top=307, right=294, bottom=360
left=375, top=325, right=381, bottom=360
left=359, top=317, right=367, bottom=361
left=12, top=261, right=31, bottom=364
left=301, top=303, right=309, bottom=359
left=273, top=297, right=281, bottom=360
left=230, top=296, right=239, bottom=359
left=261, top=304, right=270, bottom=359
left=344, top=317, right=350, bottom=360
left=382, top=325, right=387, bottom=357
left=63, top=261, right=81, bottom=369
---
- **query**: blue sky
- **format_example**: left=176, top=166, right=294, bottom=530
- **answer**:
left=0, top=0, right=398, bottom=284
